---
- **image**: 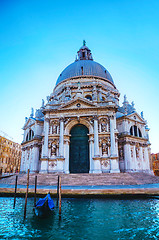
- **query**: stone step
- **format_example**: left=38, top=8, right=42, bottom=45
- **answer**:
left=1, top=172, right=159, bottom=186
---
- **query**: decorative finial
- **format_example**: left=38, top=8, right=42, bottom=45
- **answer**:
left=83, top=40, right=86, bottom=46
left=30, top=108, right=34, bottom=118
left=141, top=111, right=144, bottom=119
left=25, top=117, right=28, bottom=122
left=124, top=95, right=127, bottom=103
left=42, top=99, right=45, bottom=107
left=46, top=96, right=50, bottom=102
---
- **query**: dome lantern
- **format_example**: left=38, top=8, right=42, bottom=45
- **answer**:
left=77, top=40, right=93, bottom=61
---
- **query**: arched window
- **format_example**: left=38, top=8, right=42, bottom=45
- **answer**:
left=26, top=129, right=34, bottom=141
left=138, top=129, right=142, bottom=137
left=85, top=95, right=92, bottom=101
left=102, top=96, right=105, bottom=101
left=130, top=126, right=133, bottom=135
left=130, top=125, right=142, bottom=138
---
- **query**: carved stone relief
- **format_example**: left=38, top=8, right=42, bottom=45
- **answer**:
left=101, top=160, right=110, bottom=168
left=49, top=161, right=57, bottom=169
left=131, top=148, right=133, bottom=158
left=119, top=146, right=124, bottom=161
left=50, top=120, right=59, bottom=134
left=99, top=118, right=109, bottom=132
left=51, top=143, right=57, bottom=157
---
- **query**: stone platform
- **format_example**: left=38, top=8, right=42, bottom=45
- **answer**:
left=1, top=172, right=159, bottom=197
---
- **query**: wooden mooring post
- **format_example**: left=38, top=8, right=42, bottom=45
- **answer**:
left=13, top=175, right=18, bottom=208
left=57, top=175, right=59, bottom=206
left=24, top=169, right=30, bottom=220
left=59, top=175, right=61, bottom=220
left=34, top=175, right=37, bottom=207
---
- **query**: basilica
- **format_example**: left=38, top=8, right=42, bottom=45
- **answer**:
left=20, top=42, right=151, bottom=174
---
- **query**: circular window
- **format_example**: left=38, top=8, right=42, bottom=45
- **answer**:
left=76, top=103, right=81, bottom=108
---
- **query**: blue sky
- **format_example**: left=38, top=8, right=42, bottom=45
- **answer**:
left=0, top=0, right=159, bottom=153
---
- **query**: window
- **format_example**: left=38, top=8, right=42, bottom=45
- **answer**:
left=139, top=129, right=142, bottom=137
left=130, top=126, right=133, bottom=135
left=130, top=125, right=142, bottom=138
left=26, top=129, right=34, bottom=141
left=81, top=66, right=83, bottom=75
left=85, top=95, right=92, bottom=101
left=134, top=126, right=137, bottom=136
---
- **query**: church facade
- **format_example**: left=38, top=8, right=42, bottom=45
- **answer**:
left=20, top=43, right=151, bottom=174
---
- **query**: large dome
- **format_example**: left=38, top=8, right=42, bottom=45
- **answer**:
left=56, top=43, right=114, bottom=86
left=56, top=60, right=114, bottom=85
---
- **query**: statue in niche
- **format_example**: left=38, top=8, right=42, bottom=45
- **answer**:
left=102, top=141, right=108, bottom=155
left=101, top=121, right=107, bottom=132
left=119, top=147, right=124, bottom=161
left=51, top=143, right=56, bottom=156
left=52, top=124, right=57, bottom=134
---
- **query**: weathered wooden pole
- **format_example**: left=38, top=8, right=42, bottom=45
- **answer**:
left=24, top=169, right=29, bottom=220
left=56, top=175, right=59, bottom=206
left=34, top=175, right=37, bottom=207
left=0, top=168, right=2, bottom=179
left=59, top=175, right=61, bottom=220
left=13, top=175, right=18, bottom=208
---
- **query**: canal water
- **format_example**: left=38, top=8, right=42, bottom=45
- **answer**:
left=0, top=197, right=159, bottom=239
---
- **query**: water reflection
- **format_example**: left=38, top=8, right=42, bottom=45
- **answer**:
left=0, top=197, right=159, bottom=239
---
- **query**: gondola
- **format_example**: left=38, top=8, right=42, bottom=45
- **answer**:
left=33, top=193, right=55, bottom=218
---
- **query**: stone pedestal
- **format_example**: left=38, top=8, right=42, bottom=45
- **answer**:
left=110, top=156, right=120, bottom=173
left=40, top=158, right=48, bottom=173
left=92, top=157, right=102, bottom=173
left=56, top=157, right=65, bottom=172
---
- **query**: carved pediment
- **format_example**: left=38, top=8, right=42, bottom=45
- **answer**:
left=23, top=118, right=36, bottom=129
left=127, top=112, right=146, bottom=124
left=58, top=97, right=97, bottom=110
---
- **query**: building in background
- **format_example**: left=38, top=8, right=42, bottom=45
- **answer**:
left=21, top=42, right=151, bottom=174
left=0, top=136, right=21, bottom=174
left=151, top=153, right=159, bottom=175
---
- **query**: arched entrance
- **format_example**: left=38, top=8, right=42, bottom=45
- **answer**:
left=69, top=124, right=89, bottom=173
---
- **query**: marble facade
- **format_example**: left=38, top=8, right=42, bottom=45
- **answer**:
left=21, top=43, right=151, bottom=174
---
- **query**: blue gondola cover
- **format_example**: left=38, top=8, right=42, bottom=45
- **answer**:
left=36, top=193, right=55, bottom=210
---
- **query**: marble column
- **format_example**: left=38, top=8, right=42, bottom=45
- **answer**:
left=32, top=146, right=39, bottom=172
left=110, top=116, right=120, bottom=173
left=124, top=144, right=131, bottom=171
left=42, top=117, right=49, bottom=158
left=20, top=150, right=25, bottom=172
left=94, top=117, right=100, bottom=156
left=64, top=140, right=69, bottom=173
left=89, top=138, right=94, bottom=173
left=110, top=116, right=116, bottom=156
left=93, top=117, right=101, bottom=173
left=59, top=118, right=64, bottom=157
